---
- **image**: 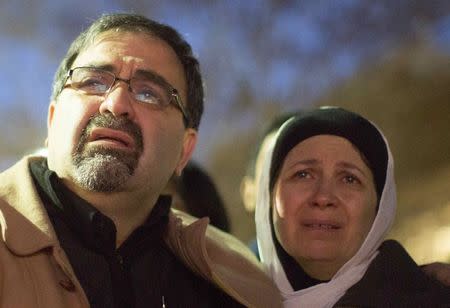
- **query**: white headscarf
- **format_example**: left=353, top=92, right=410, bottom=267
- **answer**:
left=255, top=111, right=397, bottom=308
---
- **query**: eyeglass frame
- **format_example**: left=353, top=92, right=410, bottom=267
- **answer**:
left=59, top=66, right=190, bottom=126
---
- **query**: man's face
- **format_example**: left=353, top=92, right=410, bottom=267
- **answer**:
left=47, top=31, right=196, bottom=196
left=272, top=135, right=377, bottom=278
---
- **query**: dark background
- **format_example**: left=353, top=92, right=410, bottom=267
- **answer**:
left=1, top=0, right=449, bottom=263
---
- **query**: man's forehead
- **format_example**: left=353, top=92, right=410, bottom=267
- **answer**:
left=75, top=33, right=145, bottom=62
left=71, top=30, right=187, bottom=99
left=74, top=31, right=179, bottom=69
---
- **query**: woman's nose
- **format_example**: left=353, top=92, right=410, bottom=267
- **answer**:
left=310, top=180, right=338, bottom=209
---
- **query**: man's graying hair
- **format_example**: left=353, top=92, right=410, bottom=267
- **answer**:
left=51, top=13, right=204, bottom=129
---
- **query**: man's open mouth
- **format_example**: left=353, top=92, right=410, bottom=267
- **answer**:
left=88, top=127, right=135, bottom=149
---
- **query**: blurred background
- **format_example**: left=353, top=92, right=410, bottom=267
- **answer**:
left=0, top=0, right=449, bottom=263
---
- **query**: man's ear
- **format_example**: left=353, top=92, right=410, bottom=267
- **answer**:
left=45, top=101, right=57, bottom=147
left=47, top=100, right=56, bottom=130
left=174, top=128, right=197, bottom=176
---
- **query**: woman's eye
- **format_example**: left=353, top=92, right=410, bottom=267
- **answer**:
left=294, top=170, right=310, bottom=179
left=343, top=175, right=360, bottom=184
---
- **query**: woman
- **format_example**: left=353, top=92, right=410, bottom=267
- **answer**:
left=255, top=106, right=450, bottom=307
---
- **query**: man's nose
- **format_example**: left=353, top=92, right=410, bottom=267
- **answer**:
left=99, top=81, right=135, bottom=119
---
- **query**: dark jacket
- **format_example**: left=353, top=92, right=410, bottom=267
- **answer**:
left=0, top=156, right=282, bottom=308
left=335, top=240, right=450, bottom=308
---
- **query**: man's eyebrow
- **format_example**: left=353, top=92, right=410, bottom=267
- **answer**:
left=77, top=64, right=173, bottom=89
left=134, top=69, right=173, bottom=89
left=82, top=63, right=115, bottom=72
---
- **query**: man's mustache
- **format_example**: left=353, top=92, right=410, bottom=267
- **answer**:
left=78, top=113, right=143, bottom=153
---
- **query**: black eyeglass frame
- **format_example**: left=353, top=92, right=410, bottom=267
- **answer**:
left=61, top=67, right=190, bottom=126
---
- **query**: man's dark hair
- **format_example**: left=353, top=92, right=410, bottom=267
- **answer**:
left=51, top=13, right=204, bottom=129
left=174, top=161, right=230, bottom=232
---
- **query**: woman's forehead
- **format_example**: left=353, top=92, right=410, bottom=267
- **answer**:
left=282, top=135, right=373, bottom=174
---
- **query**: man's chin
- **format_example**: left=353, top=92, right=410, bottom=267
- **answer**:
left=72, top=152, right=135, bottom=192
left=83, top=143, right=131, bottom=156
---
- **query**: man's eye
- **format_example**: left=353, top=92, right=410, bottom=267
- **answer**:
left=134, top=88, right=161, bottom=104
left=76, top=77, right=109, bottom=93
left=133, top=82, right=167, bottom=105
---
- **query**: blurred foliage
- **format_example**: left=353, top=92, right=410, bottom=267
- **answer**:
left=211, top=40, right=450, bottom=264
left=314, top=41, right=450, bottom=262
left=316, top=41, right=450, bottom=183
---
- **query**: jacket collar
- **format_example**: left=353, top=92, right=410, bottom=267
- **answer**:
left=0, top=156, right=58, bottom=255
left=166, top=209, right=282, bottom=307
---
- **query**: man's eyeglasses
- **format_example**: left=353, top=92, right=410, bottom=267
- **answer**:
left=63, top=67, right=190, bottom=125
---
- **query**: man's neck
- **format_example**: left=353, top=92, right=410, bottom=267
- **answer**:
left=63, top=180, right=158, bottom=247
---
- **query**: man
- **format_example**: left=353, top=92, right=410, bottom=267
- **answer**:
left=0, top=13, right=281, bottom=307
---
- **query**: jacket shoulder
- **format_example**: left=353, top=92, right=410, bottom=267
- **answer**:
left=166, top=209, right=282, bottom=308
left=0, top=156, right=57, bottom=255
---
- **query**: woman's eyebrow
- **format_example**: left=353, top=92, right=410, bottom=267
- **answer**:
left=285, top=159, right=318, bottom=170
left=336, top=161, right=368, bottom=177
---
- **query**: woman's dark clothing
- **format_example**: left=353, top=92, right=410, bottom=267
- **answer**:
left=336, top=240, right=450, bottom=307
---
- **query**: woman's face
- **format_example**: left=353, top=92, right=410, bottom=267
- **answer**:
left=272, top=135, right=377, bottom=279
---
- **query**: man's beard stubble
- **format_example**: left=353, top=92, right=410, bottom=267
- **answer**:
left=72, top=113, right=143, bottom=192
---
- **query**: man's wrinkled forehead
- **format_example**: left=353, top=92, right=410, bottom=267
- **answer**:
left=76, top=29, right=159, bottom=62
left=71, top=31, right=176, bottom=76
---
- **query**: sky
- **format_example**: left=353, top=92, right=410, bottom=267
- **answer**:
left=0, top=1, right=449, bottom=169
